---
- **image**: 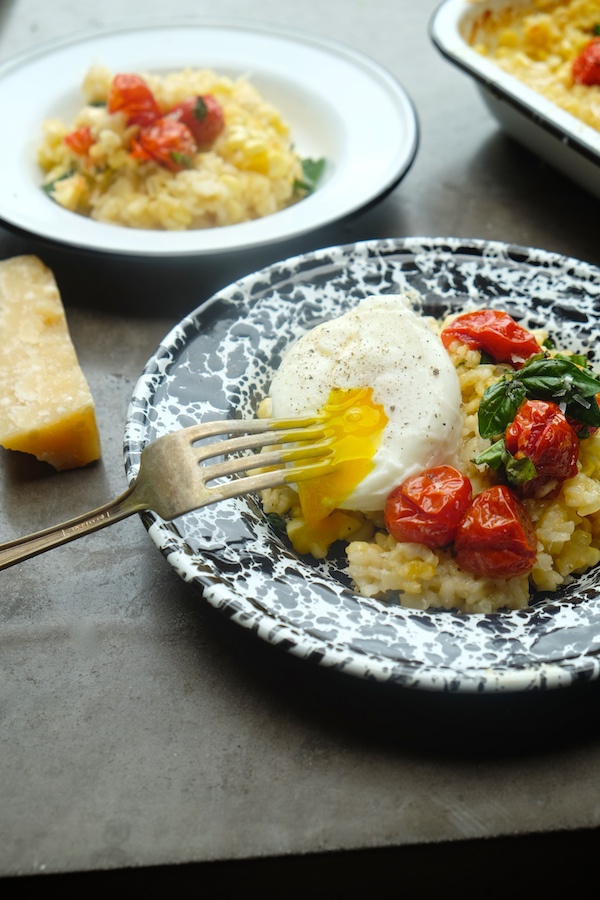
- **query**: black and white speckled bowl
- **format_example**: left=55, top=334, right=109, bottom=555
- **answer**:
left=123, top=237, right=600, bottom=693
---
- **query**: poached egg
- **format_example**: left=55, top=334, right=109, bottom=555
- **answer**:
left=269, top=295, right=463, bottom=524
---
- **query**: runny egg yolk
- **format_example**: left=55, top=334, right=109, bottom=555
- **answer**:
left=296, top=387, right=388, bottom=526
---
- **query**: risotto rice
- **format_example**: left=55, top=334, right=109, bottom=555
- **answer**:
left=468, top=0, right=600, bottom=133
left=260, top=311, right=600, bottom=614
left=37, top=66, right=309, bottom=230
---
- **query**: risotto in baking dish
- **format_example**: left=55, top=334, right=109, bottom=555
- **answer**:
left=259, top=294, right=600, bottom=614
left=37, top=66, right=322, bottom=230
left=469, top=0, right=600, bottom=132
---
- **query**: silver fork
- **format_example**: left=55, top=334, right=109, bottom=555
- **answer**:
left=0, top=416, right=332, bottom=571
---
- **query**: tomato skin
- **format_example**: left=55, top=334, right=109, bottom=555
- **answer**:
left=167, top=95, right=225, bottom=147
left=440, top=309, right=540, bottom=368
left=505, top=399, right=579, bottom=496
left=454, top=485, right=537, bottom=579
left=130, top=118, right=198, bottom=172
left=384, top=465, right=473, bottom=549
left=64, top=125, right=95, bottom=155
left=107, top=74, right=162, bottom=126
left=572, top=39, right=600, bottom=86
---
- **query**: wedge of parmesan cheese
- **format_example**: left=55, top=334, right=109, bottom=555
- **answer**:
left=0, top=255, right=101, bottom=470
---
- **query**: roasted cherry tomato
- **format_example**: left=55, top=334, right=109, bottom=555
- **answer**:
left=454, top=485, right=537, bottom=579
left=440, top=309, right=540, bottom=368
left=64, top=125, right=95, bottom=155
left=167, top=95, right=225, bottom=147
left=130, top=118, right=198, bottom=172
left=107, top=74, right=162, bottom=126
left=572, top=39, right=600, bottom=86
left=384, top=465, right=473, bottom=549
left=505, top=399, right=579, bottom=496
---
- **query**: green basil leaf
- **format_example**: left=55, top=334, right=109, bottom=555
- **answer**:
left=294, top=157, right=326, bottom=194
left=266, top=512, right=287, bottom=534
left=517, top=356, right=600, bottom=427
left=478, top=378, right=527, bottom=439
left=504, top=453, right=537, bottom=486
left=520, top=356, right=600, bottom=399
left=42, top=169, right=76, bottom=196
left=565, top=392, right=600, bottom=427
left=170, top=151, right=193, bottom=168
left=574, top=422, right=598, bottom=440
left=473, top=438, right=538, bottom=485
left=473, top=438, right=506, bottom=470
left=193, top=96, right=209, bottom=121
left=555, top=352, right=589, bottom=368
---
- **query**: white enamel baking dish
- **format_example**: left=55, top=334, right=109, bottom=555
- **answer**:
left=430, top=0, right=600, bottom=199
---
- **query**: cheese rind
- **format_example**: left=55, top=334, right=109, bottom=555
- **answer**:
left=0, top=255, right=101, bottom=470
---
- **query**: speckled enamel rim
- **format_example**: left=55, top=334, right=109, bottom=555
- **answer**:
left=124, top=237, right=600, bottom=693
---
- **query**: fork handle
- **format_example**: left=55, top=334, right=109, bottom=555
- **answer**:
left=0, top=486, right=143, bottom=571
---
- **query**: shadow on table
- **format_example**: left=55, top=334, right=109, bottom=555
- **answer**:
left=181, top=589, right=600, bottom=763
left=464, top=129, right=600, bottom=268
left=0, top=193, right=407, bottom=321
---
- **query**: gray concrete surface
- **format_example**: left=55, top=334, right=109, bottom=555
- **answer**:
left=1, top=0, right=600, bottom=891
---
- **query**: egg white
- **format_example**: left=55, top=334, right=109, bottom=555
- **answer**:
left=268, top=295, right=463, bottom=512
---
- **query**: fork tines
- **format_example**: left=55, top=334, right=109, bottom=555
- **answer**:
left=189, top=416, right=334, bottom=494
